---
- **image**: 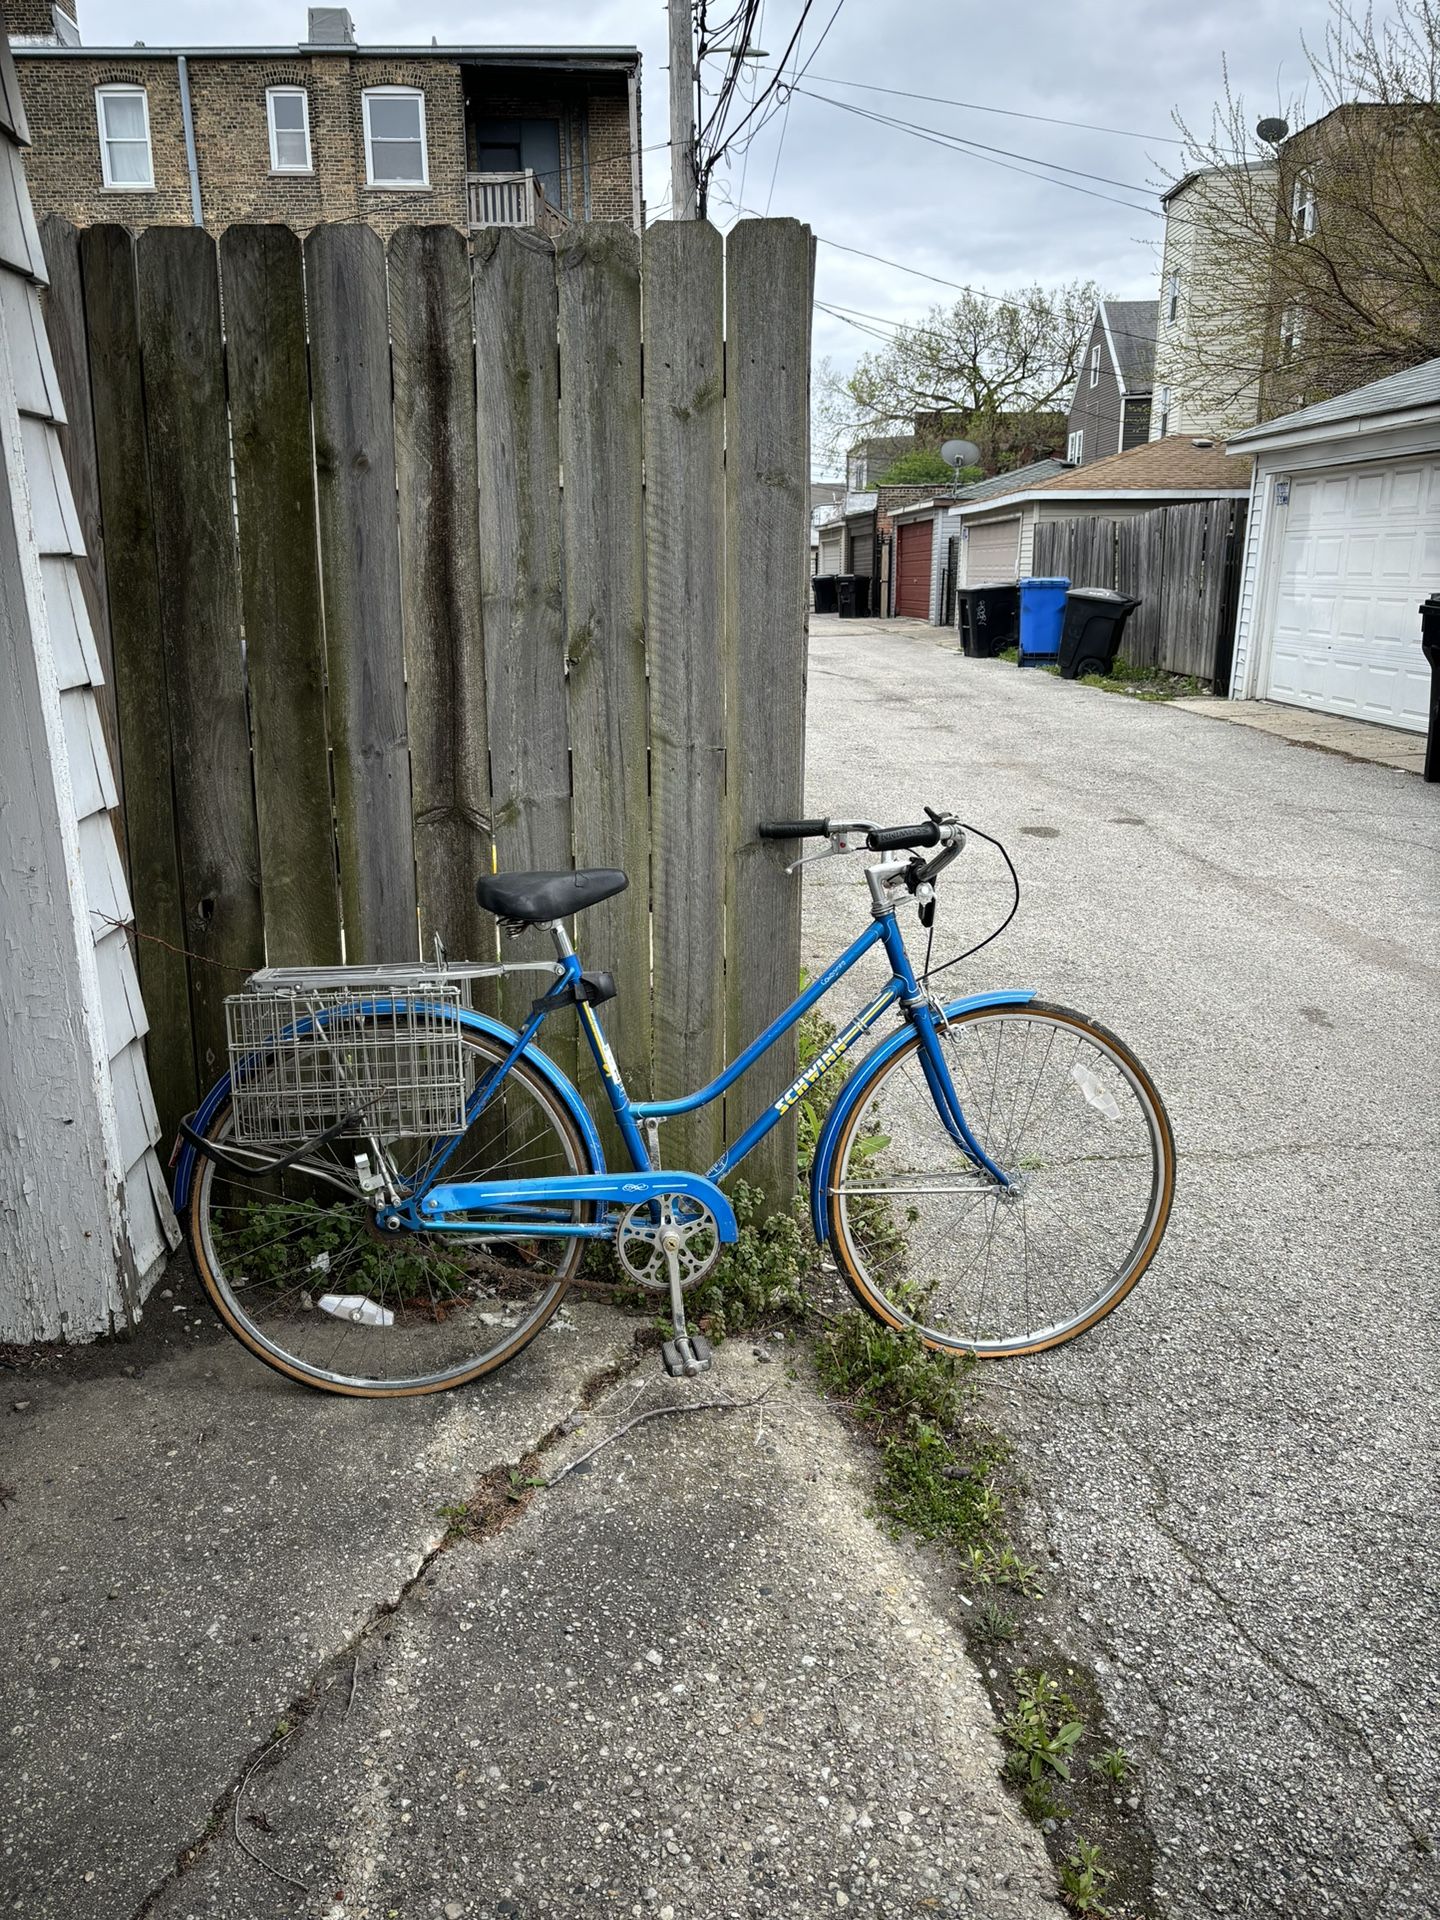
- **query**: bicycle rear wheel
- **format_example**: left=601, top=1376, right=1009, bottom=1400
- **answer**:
left=189, top=1023, right=595, bottom=1396
left=826, top=1002, right=1174, bottom=1357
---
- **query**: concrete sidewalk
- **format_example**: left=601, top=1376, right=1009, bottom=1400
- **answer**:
left=0, top=1280, right=1060, bottom=1919
left=803, top=620, right=1440, bottom=1920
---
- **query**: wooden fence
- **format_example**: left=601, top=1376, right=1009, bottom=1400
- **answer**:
left=40, top=215, right=815, bottom=1202
left=1032, top=499, right=1247, bottom=686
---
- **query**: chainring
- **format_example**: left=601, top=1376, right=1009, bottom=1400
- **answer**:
left=614, top=1196, right=722, bottom=1294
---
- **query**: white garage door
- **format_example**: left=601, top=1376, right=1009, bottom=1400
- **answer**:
left=963, top=516, right=1020, bottom=585
left=1264, top=459, right=1440, bottom=731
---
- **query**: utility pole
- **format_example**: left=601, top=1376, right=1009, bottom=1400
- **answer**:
left=667, top=0, right=698, bottom=219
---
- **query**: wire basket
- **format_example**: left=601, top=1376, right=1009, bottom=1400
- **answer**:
left=225, top=980, right=470, bottom=1147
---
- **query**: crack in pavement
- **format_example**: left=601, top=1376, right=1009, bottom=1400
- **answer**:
left=994, top=1374, right=1432, bottom=1884
left=126, top=1340, right=651, bottom=1920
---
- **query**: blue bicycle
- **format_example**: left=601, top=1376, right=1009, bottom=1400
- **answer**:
left=175, top=812, right=1175, bottom=1396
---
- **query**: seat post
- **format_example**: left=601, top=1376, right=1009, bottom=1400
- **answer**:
left=550, top=922, right=575, bottom=963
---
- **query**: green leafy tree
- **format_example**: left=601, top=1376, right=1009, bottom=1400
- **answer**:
left=873, top=448, right=957, bottom=486
left=815, top=279, right=1099, bottom=471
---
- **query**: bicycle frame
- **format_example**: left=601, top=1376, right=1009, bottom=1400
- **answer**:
left=391, top=905, right=1011, bottom=1240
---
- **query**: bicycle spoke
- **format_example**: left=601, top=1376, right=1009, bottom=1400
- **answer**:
left=830, top=1007, right=1169, bottom=1356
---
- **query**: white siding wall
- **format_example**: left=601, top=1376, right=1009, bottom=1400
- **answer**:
left=1151, top=169, right=1274, bottom=443
left=0, top=30, right=177, bottom=1342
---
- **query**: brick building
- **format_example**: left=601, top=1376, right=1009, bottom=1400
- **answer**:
left=9, top=3, right=643, bottom=238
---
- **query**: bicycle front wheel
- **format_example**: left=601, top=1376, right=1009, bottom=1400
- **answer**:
left=189, top=1024, right=595, bottom=1396
left=826, top=1002, right=1174, bottom=1358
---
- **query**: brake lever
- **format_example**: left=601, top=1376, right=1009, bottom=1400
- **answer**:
left=784, top=822, right=879, bottom=875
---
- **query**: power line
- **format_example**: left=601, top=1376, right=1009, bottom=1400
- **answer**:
left=797, top=88, right=1159, bottom=213
left=752, top=65, right=1188, bottom=145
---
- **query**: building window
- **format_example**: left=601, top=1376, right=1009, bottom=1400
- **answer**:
left=362, top=87, right=428, bottom=187
left=1089, top=343, right=1102, bottom=388
left=1166, top=270, right=1180, bottom=325
left=1156, top=385, right=1171, bottom=436
left=1279, top=302, right=1305, bottom=361
left=266, top=87, right=312, bottom=172
left=1067, top=429, right=1084, bottom=464
left=95, top=85, right=153, bottom=190
left=1291, top=174, right=1317, bottom=240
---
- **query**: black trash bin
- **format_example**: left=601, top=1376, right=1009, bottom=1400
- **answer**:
left=956, top=582, right=1019, bottom=658
left=835, top=573, right=872, bottom=619
left=1421, top=592, right=1440, bottom=784
left=813, top=573, right=839, bottom=615
left=1059, top=588, right=1142, bottom=680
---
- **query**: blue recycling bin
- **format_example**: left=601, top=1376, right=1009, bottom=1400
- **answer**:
left=1018, top=576, right=1069, bottom=666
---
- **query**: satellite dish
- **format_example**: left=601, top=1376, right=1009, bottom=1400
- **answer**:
left=1256, top=117, right=1290, bottom=144
left=941, top=439, right=981, bottom=470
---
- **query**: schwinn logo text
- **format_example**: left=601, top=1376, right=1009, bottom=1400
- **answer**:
left=773, top=999, right=886, bottom=1116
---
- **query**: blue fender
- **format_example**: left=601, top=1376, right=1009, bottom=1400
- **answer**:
left=171, top=1003, right=605, bottom=1211
left=808, top=989, right=1036, bottom=1244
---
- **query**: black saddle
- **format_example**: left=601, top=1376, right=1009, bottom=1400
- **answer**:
left=475, top=868, right=628, bottom=927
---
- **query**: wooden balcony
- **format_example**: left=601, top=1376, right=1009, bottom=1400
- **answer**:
left=467, top=170, right=536, bottom=229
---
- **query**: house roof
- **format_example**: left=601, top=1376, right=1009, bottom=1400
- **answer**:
left=1102, top=300, right=1157, bottom=392
left=1027, top=434, right=1252, bottom=493
left=954, top=458, right=1070, bottom=501
left=17, top=41, right=640, bottom=65
left=1226, top=357, right=1440, bottom=449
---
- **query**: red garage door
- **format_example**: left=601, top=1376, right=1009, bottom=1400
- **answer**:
left=895, top=519, right=934, bottom=618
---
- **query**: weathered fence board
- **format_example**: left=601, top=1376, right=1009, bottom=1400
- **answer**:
left=558, top=223, right=650, bottom=1135
left=38, top=215, right=118, bottom=798
left=472, top=227, right=574, bottom=1079
left=79, top=223, right=194, bottom=1139
left=389, top=224, right=492, bottom=967
left=724, top=218, right=813, bottom=1196
left=222, top=224, right=341, bottom=969
left=1033, top=500, right=1246, bottom=688
left=642, top=220, right=727, bottom=1172
left=306, top=223, right=416, bottom=963
left=134, top=227, right=264, bottom=1088
left=46, top=216, right=815, bottom=1211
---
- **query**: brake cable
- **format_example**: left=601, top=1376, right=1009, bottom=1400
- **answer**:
left=920, top=822, right=1021, bottom=983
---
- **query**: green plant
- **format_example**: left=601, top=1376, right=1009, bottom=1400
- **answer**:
left=974, top=1599, right=1017, bottom=1644
left=1094, top=1745, right=1133, bottom=1784
left=691, top=1180, right=809, bottom=1341
left=1076, top=656, right=1208, bottom=701
left=873, top=448, right=957, bottom=486
left=1003, top=1672, right=1085, bottom=1785
left=1058, top=1838, right=1114, bottom=1915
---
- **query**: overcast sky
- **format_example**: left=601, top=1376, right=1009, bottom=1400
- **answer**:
left=75, top=0, right=1344, bottom=466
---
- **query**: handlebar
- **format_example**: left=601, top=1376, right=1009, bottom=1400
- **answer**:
left=866, top=820, right=942, bottom=852
left=757, top=818, right=830, bottom=840
left=757, top=816, right=950, bottom=852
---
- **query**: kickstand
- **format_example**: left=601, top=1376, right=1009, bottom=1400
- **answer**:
left=659, top=1226, right=713, bottom=1379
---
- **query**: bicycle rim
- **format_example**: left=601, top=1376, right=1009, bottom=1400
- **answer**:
left=827, top=1003, right=1174, bottom=1357
left=190, top=1026, right=594, bottom=1396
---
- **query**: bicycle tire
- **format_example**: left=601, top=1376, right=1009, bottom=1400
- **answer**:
left=826, top=1001, right=1175, bottom=1358
left=189, top=1023, right=597, bottom=1397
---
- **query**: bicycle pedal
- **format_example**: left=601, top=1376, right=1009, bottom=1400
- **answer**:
left=662, top=1334, right=714, bottom=1379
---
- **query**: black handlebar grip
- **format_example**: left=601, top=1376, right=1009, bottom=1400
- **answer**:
left=758, top=819, right=828, bottom=840
left=867, top=821, right=942, bottom=852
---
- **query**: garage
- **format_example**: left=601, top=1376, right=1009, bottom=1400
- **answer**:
left=894, top=518, right=934, bottom=618
left=963, top=514, right=1021, bottom=586
left=1228, top=361, right=1440, bottom=734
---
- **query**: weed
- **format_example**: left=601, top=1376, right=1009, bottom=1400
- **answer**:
left=816, top=1310, right=975, bottom=1434
left=1077, top=656, right=1207, bottom=701
left=1094, top=1745, right=1133, bottom=1784
left=1058, top=1838, right=1114, bottom=1915
left=691, top=1181, right=809, bottom=1340
left=1003, top=1671, right=1085, bottom=1786
left=975, top=1599, right=1017, bottom=1644
left=1021, top=1775, right=1072, bottom=1825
